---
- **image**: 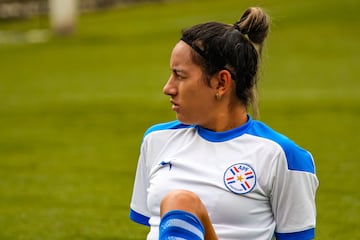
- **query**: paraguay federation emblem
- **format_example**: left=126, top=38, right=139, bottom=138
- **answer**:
left=223, top=163, right=256, bottom=194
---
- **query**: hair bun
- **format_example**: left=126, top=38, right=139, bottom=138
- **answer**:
left=235, top=7, right=269, bottom=45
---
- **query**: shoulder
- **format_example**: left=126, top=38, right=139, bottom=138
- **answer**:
left=247, top=120, right=292, bottom=147
left=140, top=121, right=195, bottom=158
left=248, top=120, right=316, bottom=174
left=144, top=120, right=194, bottom=138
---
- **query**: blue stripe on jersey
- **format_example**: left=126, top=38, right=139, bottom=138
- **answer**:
left=144, top=120, right=193, bottom=137
left=196, top=115, right=315, bottom=174
left=129, top=209, right=150, bottom=226
left=275, top=228, right=315, bottom=240
left=247, top=119, right=315, bottom=174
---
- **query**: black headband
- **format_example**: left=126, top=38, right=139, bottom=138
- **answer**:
left=180, top=26, right=241, bottom=79
left=180, top=36, right=208, bottom=60
left=180, top=23, right=242, bottom=60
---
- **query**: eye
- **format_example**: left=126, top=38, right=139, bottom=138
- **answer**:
left=172, top=69, right=185, bottom=80
left=175, top=73, right=183, bottom=80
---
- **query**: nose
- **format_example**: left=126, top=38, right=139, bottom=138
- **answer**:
left=163, top=77, right=176, bottom=96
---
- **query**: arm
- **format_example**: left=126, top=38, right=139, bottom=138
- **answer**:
left=271, top=148, right=319, bottom=240
left=129, top=141, right=150, bottom=226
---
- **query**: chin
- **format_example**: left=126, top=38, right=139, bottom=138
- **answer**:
left=176, top=115, right=197, bottom=126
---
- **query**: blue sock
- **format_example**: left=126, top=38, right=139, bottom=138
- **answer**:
left=159, top=210, right=205, bottom=240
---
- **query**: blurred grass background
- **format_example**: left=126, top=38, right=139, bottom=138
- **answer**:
left=0, top=0, right=359, bottom=239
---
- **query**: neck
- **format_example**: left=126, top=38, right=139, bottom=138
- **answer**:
left=202, top=105, right=248, bottom=132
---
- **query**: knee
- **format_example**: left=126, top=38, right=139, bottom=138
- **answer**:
left=160, top=189, right=206, bottom=218
left=160, top=190, right=218, bottom=240
left=161, top=189, right=201, bottom=206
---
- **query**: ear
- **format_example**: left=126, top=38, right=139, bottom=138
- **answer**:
left=214, top=69, right=233, bottom=95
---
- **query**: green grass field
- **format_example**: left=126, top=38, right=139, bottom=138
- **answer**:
left=0, top=0, right=359, bottom=239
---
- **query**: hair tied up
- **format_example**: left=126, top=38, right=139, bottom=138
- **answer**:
left=235, top=7, right=269, bottom=45
left=233, top=22, right=250, bottom=41
left=233, top=23, right=241, bottom=32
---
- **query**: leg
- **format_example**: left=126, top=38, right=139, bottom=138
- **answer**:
left=159, top=189, right=218, bottom=240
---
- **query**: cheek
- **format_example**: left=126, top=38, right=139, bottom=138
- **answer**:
left=184, top=89, right=214, bottom=116
left=178, top=77, right=215, bottom=113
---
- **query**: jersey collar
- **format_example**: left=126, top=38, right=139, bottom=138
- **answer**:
left=196, top=115, right=253, bottom=142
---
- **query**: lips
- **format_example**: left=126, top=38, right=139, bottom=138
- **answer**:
left=170, top=100, right=179, bottom=112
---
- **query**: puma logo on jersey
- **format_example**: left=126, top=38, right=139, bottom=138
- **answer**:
left=160, top=160, right=173, bottom=170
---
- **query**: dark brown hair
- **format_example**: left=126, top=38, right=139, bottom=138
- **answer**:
left=181, top=7, right=269, bottom=117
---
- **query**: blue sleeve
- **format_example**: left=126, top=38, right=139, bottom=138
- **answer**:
left=129, top=209, right=150, bottom=226
left=275, top=228, right=315, bottom=239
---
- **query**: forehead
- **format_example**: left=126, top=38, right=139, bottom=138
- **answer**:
left=170, top=41, right=194, bottom=67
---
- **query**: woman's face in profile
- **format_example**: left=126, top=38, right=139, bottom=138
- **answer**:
left=163, top=41, right=218, bottom=127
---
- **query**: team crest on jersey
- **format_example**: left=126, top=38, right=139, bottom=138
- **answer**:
left=223, top=163, right=256, bottom=194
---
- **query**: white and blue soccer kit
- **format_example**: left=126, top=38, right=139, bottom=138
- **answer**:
left=130, top=115, right=319, bottom=240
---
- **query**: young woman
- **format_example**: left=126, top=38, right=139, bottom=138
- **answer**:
left=130, top=7, right=319, bottom=240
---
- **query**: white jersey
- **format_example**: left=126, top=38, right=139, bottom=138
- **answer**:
left=130, top=116, right=319, bottom=240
